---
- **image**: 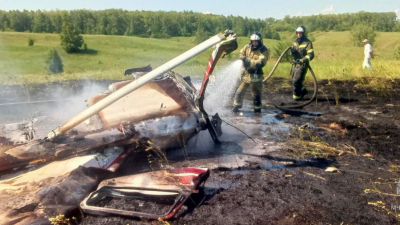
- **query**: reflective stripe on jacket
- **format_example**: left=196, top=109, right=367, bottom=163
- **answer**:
left=239, top=44, right=269, bottom=83
left=292, top=37, right=314, bottom=63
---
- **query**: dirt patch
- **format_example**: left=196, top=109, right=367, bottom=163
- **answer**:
left=176, top=165, right=397, bottom=225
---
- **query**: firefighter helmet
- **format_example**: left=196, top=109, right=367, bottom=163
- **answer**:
left=295, top=26, right=306, bottom=33
left=250, top=32, right=262, bottom=41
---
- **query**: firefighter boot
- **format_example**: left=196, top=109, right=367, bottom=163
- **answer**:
left=232, top=106, right=241, bottom=113
left=293, top=94, right=302, bottom=101
left=293, top=88, right=308, bottom=101
left=301, top=87, right=309, bottom=98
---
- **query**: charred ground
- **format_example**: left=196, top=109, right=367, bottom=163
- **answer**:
left=1, top=78, right=400, bottom=225
left=81, top=78, right=400, bottom=225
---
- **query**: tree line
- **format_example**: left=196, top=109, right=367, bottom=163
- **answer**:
left=0, top=9, right=399, bottom=39
left=0, top=9, right=281, bottom=40
left=273, top=11, right=400, bottom=32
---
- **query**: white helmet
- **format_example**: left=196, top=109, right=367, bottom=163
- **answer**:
left=295, top=26, right=305, bottom=33
left=250, top=32, right=262, bottom=41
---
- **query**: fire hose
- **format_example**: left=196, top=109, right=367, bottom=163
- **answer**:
left=262, top=46, right=318, bottom=110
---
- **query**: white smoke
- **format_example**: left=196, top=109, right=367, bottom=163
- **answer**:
left=0, top=80, right=112, bottom=140
left=47, top=80, right=108, bottom=122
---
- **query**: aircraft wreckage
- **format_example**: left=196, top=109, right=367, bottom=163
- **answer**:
left=0, top=30, right=237, bottom=224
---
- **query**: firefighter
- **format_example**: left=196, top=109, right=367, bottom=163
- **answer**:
left=233, top=31, right=269, bottom=113
left=291, top=25, right=314, bottom=101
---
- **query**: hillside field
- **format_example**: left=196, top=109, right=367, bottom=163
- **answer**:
left=0, top=31, right=399, bottom=85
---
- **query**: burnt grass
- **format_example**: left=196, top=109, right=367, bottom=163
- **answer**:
left=80, top=78, right=400, bottom=225
left=1, top=78, right=398, bottom=225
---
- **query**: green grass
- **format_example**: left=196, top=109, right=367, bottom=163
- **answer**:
left=0, top=32, right=232, bottom=84
left=0, top=31, right=400, bottom=85
left=264, top=31, right=400, bottom=91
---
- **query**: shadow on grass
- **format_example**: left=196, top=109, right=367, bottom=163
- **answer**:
left=71, top=48, right=98, bottom=55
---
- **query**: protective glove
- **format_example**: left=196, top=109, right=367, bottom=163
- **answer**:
left=239, top=56, right=247, bottom=61
left=293, top=59, right=301, bottom=64
left=246, top=58, right=252, bottom=66
left=241, top=57, right=251, bottom=67
left=255, top=62, right=262, bottom=69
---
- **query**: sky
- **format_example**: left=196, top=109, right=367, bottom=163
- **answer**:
left=0, top=0, right=399, bottom=20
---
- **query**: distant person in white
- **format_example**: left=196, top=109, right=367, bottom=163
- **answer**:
left=363, top=39, right=373, bottom=69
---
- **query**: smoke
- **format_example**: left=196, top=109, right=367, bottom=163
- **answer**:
left=1, top=60, right=242, bottom=142
left=47, top=80, right=108, bottom=122
left=0, top=80, right=112, bottom=139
